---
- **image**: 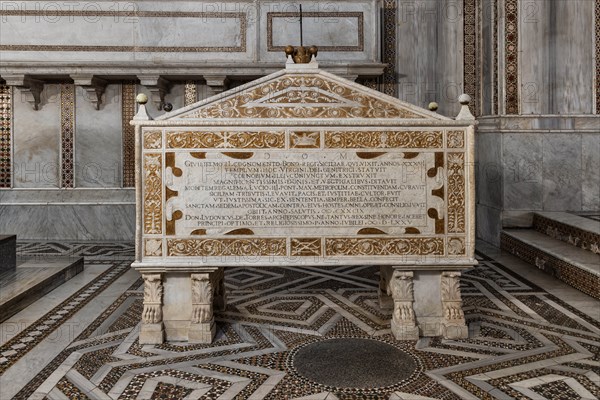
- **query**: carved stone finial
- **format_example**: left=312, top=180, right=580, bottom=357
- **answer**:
left=428, top=102, right=439, bottom=112
left=456, top=94, right=475, bottom=120
left=136, top=93, right=148, bottom=105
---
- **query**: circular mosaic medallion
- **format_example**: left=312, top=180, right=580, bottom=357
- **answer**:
left=291, top=338, right=417, bottom=388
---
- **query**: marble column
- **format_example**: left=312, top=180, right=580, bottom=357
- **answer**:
left=440, top=271, right=469, bottom=339
left=140, top=273, right=165, bottom=344
left=389, top=270, right=419, bottom=340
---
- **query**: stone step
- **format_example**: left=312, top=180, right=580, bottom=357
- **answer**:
left=533, top=212, right=600, bottom=256
left=501, top=229, right=600, bottom=299
left=0, top=256, right=84, bottom=323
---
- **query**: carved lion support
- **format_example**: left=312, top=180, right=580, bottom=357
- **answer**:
left=388, top=270, right=419, bottom=340
left=188, top=272, right=216, bottom=343
left=440, top=271, right=469, bottom=339
left=139, top=273, right=165, bottom=344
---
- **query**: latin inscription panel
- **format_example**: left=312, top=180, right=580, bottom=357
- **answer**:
left=167, top=150, right=441, bottom=237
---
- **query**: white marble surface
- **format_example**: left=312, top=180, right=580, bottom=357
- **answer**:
left=503, top=133, right=543, bottom=211
left=542, top=134, right=582, bottom=211
left=12, top=84, right=61, bottom=188
left=75, top=84, right=123, bottom=188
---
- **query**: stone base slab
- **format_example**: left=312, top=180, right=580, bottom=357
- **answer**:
left=140, top=323, right=164, bottom=344
left=188, top=320, right=216, bottom=343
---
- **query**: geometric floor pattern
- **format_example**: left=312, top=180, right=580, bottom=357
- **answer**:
left=3, top=243, right=599, bottom=399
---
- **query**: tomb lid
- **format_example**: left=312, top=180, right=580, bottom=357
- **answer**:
left=148, top=64, right=455, bottom=124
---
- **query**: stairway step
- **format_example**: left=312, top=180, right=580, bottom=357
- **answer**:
left=533, top=212, right=600, bottom=256
left=501, top=229, right=600, bottom=299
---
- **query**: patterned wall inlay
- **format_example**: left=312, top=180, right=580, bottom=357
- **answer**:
left=382, top=0, right=398, bottom=97
left=325, top=237, right=444, bottom=256
left=505, top=0, right=520, bottom=114
left=493, top=0, right=499, bottom=115
left=0, top=85, right=11, bottom=188
left=167, top=238, right=287, bottom=256
left=143, top=131, right=162, bottom=150
left=144, top=154, right=162, bottom=235
left=122, top=82, right=136, bottom=187
left=60, top=84, right=75, bottom=188
left=184, top=81, right=198, bottom=106
left=463, top=0, right=480, bottom=116
left=447, top=153, right=466, bottom=233
left=0, top=11, right=247, bottom=52
left=596, top=0, right=600, bottom=113
left=533, top=214, right=599, bottom=255
left=324, top=130, right=443, bottom=148
left=267, top=12, right=364, bottom=52
left=183, top=75, right=424, bottom=119
left=166, top=131, right=285, bottom=149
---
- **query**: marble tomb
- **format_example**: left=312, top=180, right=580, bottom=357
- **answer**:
left=131, top=59, right=477, bottom=344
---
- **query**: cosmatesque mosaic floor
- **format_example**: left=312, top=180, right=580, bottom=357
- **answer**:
left=0, top=241, right=598, bottom=399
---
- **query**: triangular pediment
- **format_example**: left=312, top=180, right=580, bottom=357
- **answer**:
left=161, top=67, right=451, bottom=121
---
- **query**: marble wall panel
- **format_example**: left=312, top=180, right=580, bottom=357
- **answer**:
left=581, top=134, right=599, bottom=211
left=542, top=133, right=582, bottom=211
left=0, top=204, right=135, bottom=240
left=519, top=0, right=595, bottom=114
left=476, top=132, right=502, bottom=208
left=502, top=133, right=543, bottom=210
left=396, top=0, right=463, bottom=117
left=12, top=84, right=61, bottom=188
left=75, top=85, right=123, bottom=188
left=476, top=204, right=502, bottom=245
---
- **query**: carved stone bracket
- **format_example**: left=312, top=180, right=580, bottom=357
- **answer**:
left=138, top=75, right=172, bottom=110
left=140, top=273, right=164, bottom=344
left=3, top=74, right=44, bottom=111
left=440, top=271, right=469, bottom=339
left=388, top=270, right=419, bottom=340
left=204, top=75, right=228, bottom=96
left=189, top=272, right=216, bottom=343
left=70, top=74, right=108, bottom=110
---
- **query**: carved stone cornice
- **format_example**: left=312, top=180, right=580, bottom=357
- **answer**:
left=70, top=74, right=108, bottom=110
left=138, top=75, right=172, bottom=110
left=2, top=74, right=43, bottom=110
left=203, top=75, right=228, bottom=95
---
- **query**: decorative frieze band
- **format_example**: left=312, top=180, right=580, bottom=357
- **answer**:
left=463, top=0, right=480, bottom=116
left=382, top=0, right=398, bottom=97
left=122, top=82, right=136, bottom=187
left=60, top=84, right=75, bottom=188
left=505, top=0, right=520, bottom=114
left=596, top=0, right=600, bottom=114
left=0, top=86, right=11, bottom=188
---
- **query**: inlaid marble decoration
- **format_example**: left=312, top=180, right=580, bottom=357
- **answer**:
left=493, top=0, right=499, bottom=115
left=463, top=0, right=480, bottom=116
left=382, top=0, right=397, bottom=97
left=0, top=85, right=11, bottom=188
left=184, top=81, right=197, bottom=106
left=595, top=0, right=600, bottom=114
left=122, top=82, right=136, bottom=187
left=505, top=0, right=519, bottom=114
left=60, top=84, right=75, bottom=188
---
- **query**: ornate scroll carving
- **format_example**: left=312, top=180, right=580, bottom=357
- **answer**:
left=324, top=131, right=443, bottom=149
left=447, top=153, right=466, bottom=233
left=440, top=271, right=468, bottom=339
left=291, top=238, right=322, bottom=256
left=447, top=237, right=466, bottom=256
left=447, top=130, right=465, bottom=148
left=388, top=270, right=418, bottom=340
left=142, top=274, right=163, bottom=324
left=191, top=274, right=213, bottom=324
left=167, top=238, right=286, bottom=257
left=166, top=131, right=285, bottom=149
left=143, top=154, right=162, bottom=234
left=325, top=238, right=444, bottom=256
left=182, top=75, right=426, bottom=119
left=143, top=131, right=162, bottom=149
